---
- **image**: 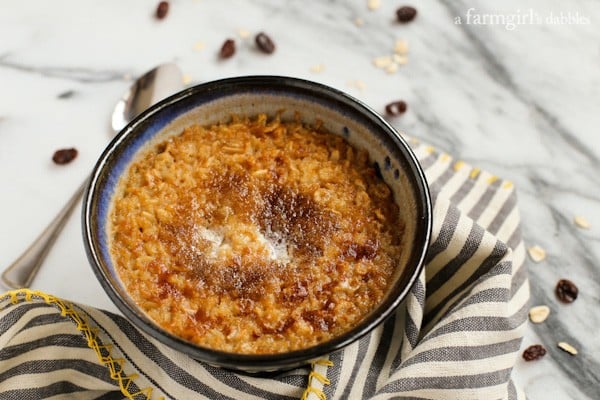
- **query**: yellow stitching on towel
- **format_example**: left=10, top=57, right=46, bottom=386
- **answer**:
left=130, top=387, right=156, bottom=398
left=314, top=359, right=334, bottom=367
left=2, top=289, right=161, bottom=400
left=425, top=146, right=435, bottom=154
left=487, top=175, right=499, bottom=184
left=308, top=370, right=330, bottom=385
left=470, top=168, right=481, bottom=179
left=503, top=181, right=513, bottom=189
left=301, top=387, right=327, bottom=400
left=453, top=160, right=465, bottom=171
left=300, top=359, right=333, bottom=400
left=439, top=153, right=450, bottom=162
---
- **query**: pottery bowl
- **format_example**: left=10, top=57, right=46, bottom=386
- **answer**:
left=82, top=76, right=431, bottom=371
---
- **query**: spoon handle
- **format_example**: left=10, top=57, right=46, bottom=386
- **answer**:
left=1, top=179, right=88, bottom=289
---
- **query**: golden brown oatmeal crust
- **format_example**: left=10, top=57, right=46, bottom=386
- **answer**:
left=110, top=114, right=405, bottom=354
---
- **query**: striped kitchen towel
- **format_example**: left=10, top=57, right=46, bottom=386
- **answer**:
left=0, top=139, right=529, bottom=400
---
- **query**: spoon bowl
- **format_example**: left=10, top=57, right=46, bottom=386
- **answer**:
left=1, top=63, right=183, bottom=289
left=112, top=63, right=183, bottom=133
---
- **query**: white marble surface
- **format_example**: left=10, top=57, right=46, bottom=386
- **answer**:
left=1, top=1, right=598, bottom=398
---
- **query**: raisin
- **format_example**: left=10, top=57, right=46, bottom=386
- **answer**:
left=522, top=344, right=547, bottom=361
left=385, top=100, right=408, bottom=116
left=155, top=1, right=169, bottom=20
left=556, top=279, right=578, bottom=303
left=219, top=39, right=236, bottom=59
left=255, top=32, right=276, bottom=54
left=52, top=148, right=78, bottom=165
left=396, top=6, right=417, bottom=23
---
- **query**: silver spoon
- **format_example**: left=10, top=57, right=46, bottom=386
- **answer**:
left=1, top=63, right=183, bottom=289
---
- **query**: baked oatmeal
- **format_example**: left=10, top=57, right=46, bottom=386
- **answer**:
left=109, top=114, right=405, bottom=354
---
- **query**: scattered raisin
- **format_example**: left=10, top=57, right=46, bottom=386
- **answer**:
left=255, top=32, right=276, bottom=54
left=219, top=39, right=236, bottom=59
left=396, top=6, right=417, bottom=23
left=385, top=100, right=408, bottom=116
left=52, top=148, right=78, bottom=165
left=556, top=279, right=578, bottom=303
left=522, top=344, right=547, bottom=361
left=155, top=1, right=169, bottom=20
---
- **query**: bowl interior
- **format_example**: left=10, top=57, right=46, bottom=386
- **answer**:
left=83, top=76, right=431, bottom=371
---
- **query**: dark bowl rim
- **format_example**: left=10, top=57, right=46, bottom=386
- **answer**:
left=82, top=75, right=432, bottom=370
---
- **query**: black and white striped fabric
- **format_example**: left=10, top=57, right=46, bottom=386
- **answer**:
left=0, top=140, right=529, bottom=400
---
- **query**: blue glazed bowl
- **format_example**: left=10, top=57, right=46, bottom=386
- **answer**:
left=82, top=76, right=431, bottom=371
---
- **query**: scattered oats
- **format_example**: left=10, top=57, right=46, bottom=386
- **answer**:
left=392, top=54, right=408, bottom=65
left=394, top=39, right=409, bottom=55
left=385, top=62, right=398, bottom=74
left=193, top=41, right=205, bottom=51
left=557, top=341, right=578, bottom=355
left=367, top=0, right=381, bottom=11
left=354, top=17, right=365, bottom=27
left=527, top=245, right=546, bottom=263
left=182, top=74, right=192, bottom=85
left=528, top=305, right=550, bottom=324
left=574, top=215, right=591, bottom=229
left=238, top=29, right=251, bottom=39
left=310, top=63, right=325, bottom=73
left=372, top=41, right=409, bottom=74
left=373, top=55, right=393, bottom=68
left=347, top=80, right=367, bottom=91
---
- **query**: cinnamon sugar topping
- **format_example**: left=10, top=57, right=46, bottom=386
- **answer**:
left=109, top=115, right=405, bottom=354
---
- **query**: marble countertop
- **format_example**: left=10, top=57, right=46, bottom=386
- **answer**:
left=1, top=1, right=598, bottom=398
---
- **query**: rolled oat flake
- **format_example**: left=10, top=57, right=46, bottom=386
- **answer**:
left=557, top=341, right=578, bottom=355
left=528, top=305, right=550, bottom=324
left=527, top=245, right=546, bottom=262
left=574, top=215, right=591, bottom=229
